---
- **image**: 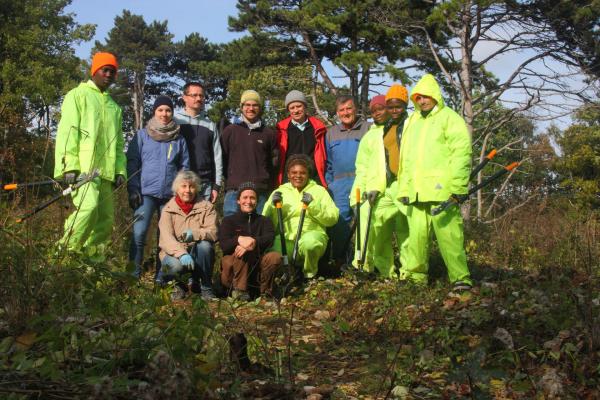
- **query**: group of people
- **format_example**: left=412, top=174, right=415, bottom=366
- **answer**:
left=53, top=51, right=474, bottom=301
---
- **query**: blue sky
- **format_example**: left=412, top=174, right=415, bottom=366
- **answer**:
left=65, top=0, right=586, bottom=130
left=66, top=0, right=244, bottom=58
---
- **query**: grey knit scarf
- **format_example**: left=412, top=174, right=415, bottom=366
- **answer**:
left=146, top=117, right=180, bottom=142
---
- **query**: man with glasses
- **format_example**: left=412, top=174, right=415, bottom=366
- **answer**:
left=221, top=90, right=278, bottom=217
left=350, top=86, right=410, bottom=278
left=175, top=82, right=222, bottom=203
left=396, top=74, right=473, bottom=291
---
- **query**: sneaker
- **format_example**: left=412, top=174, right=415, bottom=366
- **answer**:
left=201, top=288, right=217, bottom=301
left=453, top=281, right=472, bottom=292
left=171, top=285, right=187, bottom=301
left=232, top=289, right=251, bottom=302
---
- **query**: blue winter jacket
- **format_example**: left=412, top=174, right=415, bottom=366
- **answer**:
left=126, top=129, right=190, bottom=200
left=325, top=119, right=371, bottom=223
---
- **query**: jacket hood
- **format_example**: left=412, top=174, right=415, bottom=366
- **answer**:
left=410, top=74, right=445, bottom=112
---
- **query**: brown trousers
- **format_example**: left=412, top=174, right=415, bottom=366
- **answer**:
left=220, top=251, right=281, bottom=295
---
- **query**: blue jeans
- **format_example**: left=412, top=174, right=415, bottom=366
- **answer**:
left=161, top=241, right=215, bottom=290
left=129, top=195, right=169, bottom=278
left=223, top=189, right=268, bottom=217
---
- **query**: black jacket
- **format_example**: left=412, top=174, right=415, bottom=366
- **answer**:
left=221, top=121, right=278, bottom=191
left=219, top=211, right=275, bottom=263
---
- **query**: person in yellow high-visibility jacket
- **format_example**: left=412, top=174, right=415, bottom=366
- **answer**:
left=54, top=52, right=126, bottom=261
left=397, top=74, right=473, bottom=290
left=350, top=85, right=410, bottom=278
left=263, top=154, right=339, bottom=278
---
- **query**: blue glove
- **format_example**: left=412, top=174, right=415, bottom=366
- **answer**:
left=182, top=229, right=194, bottom=243
left=179, top=254, right=194, bottom=270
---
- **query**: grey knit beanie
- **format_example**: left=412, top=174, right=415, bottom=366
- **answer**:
left=285, top=90, right=307, bottom=109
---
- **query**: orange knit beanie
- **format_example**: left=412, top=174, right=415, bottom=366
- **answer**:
left=90, top=52, right=118, bottom=76
left=385, top=84, right=408, bottom=103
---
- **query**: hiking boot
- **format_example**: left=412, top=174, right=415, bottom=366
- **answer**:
left=171, top=285, right=187, bottom=301
left=453, top=281, right=472, bottom=292
left=201, top=288, right=217, bottom=301
left=232, top=289, right=251, bottom=302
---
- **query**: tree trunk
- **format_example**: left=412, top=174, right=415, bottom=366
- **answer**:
left=132, top=71, right=146, bottom=131
left=459, top=0, right=475, bottom=220
left=359, top=66, right=370, bottom=117
left=301, top=31, right=337, bottom=95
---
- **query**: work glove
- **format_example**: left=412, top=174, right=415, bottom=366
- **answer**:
left=114, top=174, right=126, bottom=188
left=301, top=192, right=313, bottom=205
left=128, top=191, right=142, bottom=210
left=179, top=254, right=194, bottom=270
left=399, top=196, right=410, bottom=205
left=272, top=191, right=283, bottom=205
left=182, top=229, right=194, bottom=243
left=63, top=171, right=78, bottom=185
left=367, top=190, right=380, bottom=205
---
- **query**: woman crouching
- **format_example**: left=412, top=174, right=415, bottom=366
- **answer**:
left=158, top=170, right=218, bottom=300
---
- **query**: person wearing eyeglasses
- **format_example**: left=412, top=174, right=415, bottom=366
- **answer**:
left=174, top=82, right=222, bottom=203
left=396, top=74, right=473, bottom=291
left=221, top=90, right=278, bottom=217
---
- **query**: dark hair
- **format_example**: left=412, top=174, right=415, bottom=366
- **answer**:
left=285, top=154, right=314, bottom=176
left=183, top=82, right=204, bottom=95
left=335, top=95, right=355, bottom=109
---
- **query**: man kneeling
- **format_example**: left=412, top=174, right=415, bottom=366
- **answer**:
left=219, top=182, right=281, bottom=300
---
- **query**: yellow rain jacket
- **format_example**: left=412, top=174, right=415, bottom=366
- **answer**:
left=54, top=80, right=126, bottom=181
left=397, top=74, right=471, bottom=203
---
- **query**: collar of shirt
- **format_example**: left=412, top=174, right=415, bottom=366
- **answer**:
left=242, top=115, right=262, bottom=130
left=340, top=118, right=364, bottom=132
left=291, top=118, right=309, bottom=131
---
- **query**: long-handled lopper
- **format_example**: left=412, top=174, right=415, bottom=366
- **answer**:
left=358, top=193, right=376, bottom=268
left=432, top=161, right=520, bottom=216
left=469, top=149, right=497, bottom=180
left=272, top=192, right=294, bottom=296
left=354, top=188, right=361, bottom=270
left=3, top=179, right=61, bottom=191
left=16, top=169, right=100, bottom=223
left=274, top=195, right=289, bottom=268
